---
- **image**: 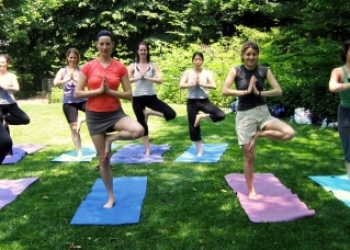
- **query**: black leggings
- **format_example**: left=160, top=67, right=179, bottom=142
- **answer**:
left=0, top=124, right=12, bottom=165
left=132, top=95, right=176, bottom=136
left=0, top=103, right=30, bottom=125
left=63, top=102, right=86, bottom=123
left=187, top=98, right=226, bottom=141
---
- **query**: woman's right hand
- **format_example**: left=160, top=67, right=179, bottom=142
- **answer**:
left=97, top=77, right=106, bottom=94
left=247, top=75, right=257, bottom=94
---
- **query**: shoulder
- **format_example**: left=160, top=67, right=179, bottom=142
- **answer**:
left=331, top=67, right=344, bottom=76
left=257, top=66, right=268, bottom=77
left=7, top=72, right=18, bottom=79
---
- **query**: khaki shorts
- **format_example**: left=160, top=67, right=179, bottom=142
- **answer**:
left=235, top=105, right=278, bottom=146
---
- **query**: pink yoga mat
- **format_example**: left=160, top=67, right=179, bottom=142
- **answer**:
left=225, top=173, right=315, bottom=223
left=0, top=177, right=39, bottom=209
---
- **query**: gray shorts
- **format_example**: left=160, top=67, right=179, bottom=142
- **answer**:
left=86, top=108, right=127, bottom=136
left=235, top=104, right=278, bottom=146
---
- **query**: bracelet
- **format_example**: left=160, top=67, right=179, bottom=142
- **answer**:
left=259, top=91, right=261, bottom=96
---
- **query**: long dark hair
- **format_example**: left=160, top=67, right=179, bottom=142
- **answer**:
left=340, top=39, right=350, bottom=63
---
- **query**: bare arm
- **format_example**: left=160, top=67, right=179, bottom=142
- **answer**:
left=53, top=68, right=70, bottom=86
left=179, top=70, right=195, bottom=89
left=105, top=73, right=133, bottom=100
left=0, top=73, right=20, bottom=92
left=253, top=69, right=282, bottom=97
left=222, top=67, right=249, bottom=97
left=127, top=63, right=141, bottom=83
left=74, top=72, right=103, bottom=99
left=329, top=68, right=350, bottom=92
left=143, top=63, right=162, bottom=84
left=200, top=70, right=216, bottom=89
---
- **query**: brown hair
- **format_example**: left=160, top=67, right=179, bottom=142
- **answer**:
left=240, top=42, right=260, bottom=62
left=65, top=48, right=80, bottom=65
left=0, top=54, right=12, bottom=64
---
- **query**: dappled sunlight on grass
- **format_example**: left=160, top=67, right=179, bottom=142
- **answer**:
left=1, top=103, right=350, bottom=249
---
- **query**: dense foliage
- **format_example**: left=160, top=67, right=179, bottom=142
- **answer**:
left=1, top=0, right=350, bottom=119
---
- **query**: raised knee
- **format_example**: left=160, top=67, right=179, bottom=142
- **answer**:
left=286, top=129, right=295, bottom=140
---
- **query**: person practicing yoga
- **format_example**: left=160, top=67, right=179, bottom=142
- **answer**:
left=74, top=30, right=144, bottom=208
left=54, top=48, right=87, bottom=158
left=0, top=54, right=30, bottom=156
left=179, top=51, right=226, bottom=156
left=329, top=39, right=350, bottom=182
left=222, top=41, right=295, bottom=199
left=128, top=42, right=176, bottom=156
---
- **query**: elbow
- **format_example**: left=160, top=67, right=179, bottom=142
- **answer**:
left=329, top=86, right=337, bottom=93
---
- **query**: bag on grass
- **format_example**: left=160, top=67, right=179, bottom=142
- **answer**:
left=294, top=107, right=312, bottom=125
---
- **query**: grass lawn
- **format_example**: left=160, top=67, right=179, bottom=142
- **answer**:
left=0, top=101, right=349, bottom=250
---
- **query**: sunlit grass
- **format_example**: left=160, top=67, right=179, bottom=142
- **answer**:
left=0, top=102, right=349, bottom=249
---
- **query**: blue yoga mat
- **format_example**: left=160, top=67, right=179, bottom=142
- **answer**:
left=309, top=175, right=350, bottom=207
left=70, top=176, right=147, bottom=225
left=174, top=143, right=228, bottom=163
left=111, top=144, right=170, bottom=164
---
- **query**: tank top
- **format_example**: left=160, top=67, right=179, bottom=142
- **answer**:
left=62, top=67, right=86, bottom=103
left=186, top=69, right=211, bottom=99
left=339, top=66, right=350, bottom=108
left=0, top=72, right=16, bottom=105
left=234, top=65, right=267, bottom=111
left=133, top=63, right=156, bottom=96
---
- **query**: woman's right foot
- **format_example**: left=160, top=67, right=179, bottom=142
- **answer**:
left=103, top=197, right=115, bottom=209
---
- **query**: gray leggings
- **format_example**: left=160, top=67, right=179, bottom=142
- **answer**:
left=338, top=104, right=350, bottom=162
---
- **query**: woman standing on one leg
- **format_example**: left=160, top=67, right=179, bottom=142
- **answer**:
left=0, top=54, right=30, bottom=127
left=222, top=41, right=295, bottom=199
left=74, top=30, right=144, bottom=208
left=0, top=54, right=30, bottom=155
left=128, top=42, right=176, bottom=155
left=54, top=48, right=87, bottom=158
left=179, top=52, right=226, bottom=156
left=329, top=39, right=350, bottom=182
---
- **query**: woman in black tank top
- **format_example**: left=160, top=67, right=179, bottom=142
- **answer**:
left=222, top=42, right=295, bottom=199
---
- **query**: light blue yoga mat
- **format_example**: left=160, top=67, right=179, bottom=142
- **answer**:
left=174, top=143, right=228, bottom=163
left=51, top=147, right=97, bottom=162
left=111, top=144, right=170, bottom=164
left=51, top=144, right=119, bottom=162
left=70, top=176, right=147, bottom=225
left=309, top=175, right=350, bottom=207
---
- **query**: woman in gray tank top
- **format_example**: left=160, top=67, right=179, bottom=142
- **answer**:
left=128, top=42, right=176, bottom=156
left=329, top=39, right=350, bottom=183
left=179, top=52, right=226, bottom=156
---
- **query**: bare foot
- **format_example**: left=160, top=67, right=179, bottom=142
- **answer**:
left=143, top=109, right=149, bottom=124
left=248, top=192, right=258, bottom=200
left=76, top=150, right=83, bottom=159
left=194, top=114, right=202, bottom=127
left=248, top=133, right=259, bottom=152
left=103, top=197, right=115, bottom=209
left=197, top=150, right=203, bottom=157
left=145, top=149, right=150, bottom=156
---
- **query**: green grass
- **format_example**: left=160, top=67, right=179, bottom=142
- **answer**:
left=0, top=102, right=349, bottom=250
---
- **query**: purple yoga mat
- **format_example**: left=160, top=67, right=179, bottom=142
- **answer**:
left=13, top=144, right=47, bottom=154
left=1, top=148, right=26, bottom=165
left=225, top=173, right=315, bottom=223
left=110, top=144, right=170, bottom=164
left=0, top=177, right=39, bottom=209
